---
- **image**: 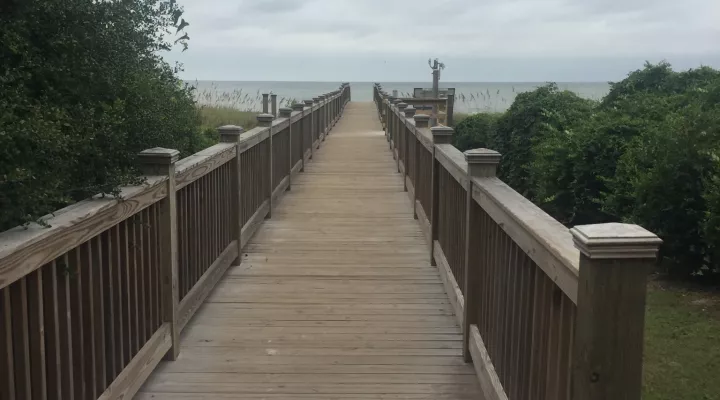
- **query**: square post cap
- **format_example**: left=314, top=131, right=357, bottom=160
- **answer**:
left=270, top=93, right=277, bottom=99
left=431, top=125, right=454, bottom=143
left=318, top=95, right=326, bottom=100
left=391, top=99, right=402, bottom=105
left=279, top=107, right=293, bottom=118
left=292, top=103, right=305, bottom=111
left=570, top=223, right=663, bottom=259
left=465, top=148, right=501, bottom=165
left=138, top=147, right=180, bottom=165
left=304, top=99, right=314, bottom=105
left=257, top=113, right=275, bottom=126
left=312, top=97, right=321, bottom=102
left=397, top=102, right=408, bottom=110
left=404, top=106, right=416, bottom=117
left=388, top=96, right=397, bottom=102
left=217, top=125, right=245, bottom=142
left=413, top=114, right=430, bottom=128
left=465, top=148, right=501, bottom=177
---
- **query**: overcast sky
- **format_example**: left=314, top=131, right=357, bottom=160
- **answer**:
left=169, top=0, right=720, bottom=82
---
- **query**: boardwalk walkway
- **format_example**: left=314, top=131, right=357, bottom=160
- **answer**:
left=137, top=102, right=482, bottom=399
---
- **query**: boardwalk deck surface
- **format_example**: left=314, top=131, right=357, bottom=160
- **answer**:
left=138, top=102, right=482, bottom=399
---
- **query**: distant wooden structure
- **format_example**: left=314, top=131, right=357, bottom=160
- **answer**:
left=0, top=82, right=661, bottom=400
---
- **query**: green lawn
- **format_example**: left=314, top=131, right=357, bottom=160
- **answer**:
left=644, top=281, right=720, bottom=399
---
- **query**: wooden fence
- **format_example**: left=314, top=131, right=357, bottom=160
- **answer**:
left=0, top=83, right=350, bottom=400
left=374, top=83, right=662, bottom=400
left=374, top=83, right=455, bottom=127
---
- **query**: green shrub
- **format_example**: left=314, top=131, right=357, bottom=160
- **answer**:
left=454, top=64, right=720, bottom=279
left=453, top=113, right=501, bottom=152
left=493, top=83, right=596, bottom=200
left=0, top=0, right=200, bottom=230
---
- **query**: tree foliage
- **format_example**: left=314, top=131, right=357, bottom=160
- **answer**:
left=0, top=0, right=203, bottom=230
left=454, top=63, right=720, bottom=279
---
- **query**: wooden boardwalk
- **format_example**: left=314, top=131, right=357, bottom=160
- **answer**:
left=137, top=102, right=482, bottom=399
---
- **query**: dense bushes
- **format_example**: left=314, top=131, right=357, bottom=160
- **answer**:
left=0, top=0, right=202, bottom=231
left=453, top=63, right=720, bottom=279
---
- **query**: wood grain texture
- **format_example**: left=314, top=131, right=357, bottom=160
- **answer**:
left=177, top=241, right=238, bottom=333
left=139, top=102, right=482, bottom=400
left=97, top=323, right=171, bottom=400
left=434, top=241, right=465, bottom=327
left=174, top=143, right=235, bottom=190
left=435, top=144, right=469, bottom=190
left=469, top=325, right=508, bottom=400
left=0, top=178, right=167, bottom=289
left=471, top=177, right=579, bottom=303
left=237, top=127, right=270, bottom=153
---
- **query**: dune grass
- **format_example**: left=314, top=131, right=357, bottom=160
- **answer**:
left=199, top=106, right=258, bottom=131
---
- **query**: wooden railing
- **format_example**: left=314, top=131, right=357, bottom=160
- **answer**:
left=374, top=83, right=455, bottom=126
left=0, top=83, right=350, bottom=400
left=374, top=83, right=662, bottom=400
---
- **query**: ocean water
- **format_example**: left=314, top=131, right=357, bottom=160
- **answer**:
left=190, top=81, right=610, bottom=114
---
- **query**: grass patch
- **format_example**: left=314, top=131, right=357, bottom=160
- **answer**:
left=644, top=280, right=720, bottom=399
left=199, top=106, right=258, bottom=131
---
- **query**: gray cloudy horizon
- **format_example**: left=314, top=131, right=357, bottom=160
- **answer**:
left=170, top=0, right=720, bottom=82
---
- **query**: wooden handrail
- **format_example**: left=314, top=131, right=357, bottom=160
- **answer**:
left=373, top=82, right=662, bottom=400
left=0, top=84, right=351, bottom=400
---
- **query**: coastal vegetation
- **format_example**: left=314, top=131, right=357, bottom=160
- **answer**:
left=454, top=62, right=720, bottom=281
left=453, top=62, right=720, bottom=399
left=0, top=0, right=201, bottom=230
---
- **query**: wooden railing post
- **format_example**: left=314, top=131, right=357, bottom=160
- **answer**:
left=271, top=94, right=278, bottom=117
left=411, top=115, right=430, bottom=193
left=303, top=100, right=314, bottom=160
left=461, top=148, right=501, bottom=361
left=312, top=97, right=321, bottom=148
left=429, top=126, right=454, bottom=266
left=446, top=94, right=455, bottom=127
left=137, top=147, right=180, bottom=360
left=262, top=93, right=269, bottom=114
left=402, top=107, right=416, bottom=173
left=319, top=95, right=327, bottom=141
left=292, top=103, right=306, bottom=172
left=217, top=125, right=244, bottom=265
left=569, top=223, right=662, bottom=400
left=257, top=113, right=274, bottom=218
left=280, top=107, right=293, bottom=190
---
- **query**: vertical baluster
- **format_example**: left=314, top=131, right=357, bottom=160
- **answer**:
left=80, top=241, right=96, bottom=398
left=1, top=285, right=16, bottom=400
left=69, top=249, right=86, bottom=399
left=42, top=262, right=63, bottom=398
left=26, top=269, right=47, bottom=400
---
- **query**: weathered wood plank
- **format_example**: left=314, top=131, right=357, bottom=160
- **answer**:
left=139, top=102, right=481, bottom=400
left=0, top=178, right=167, bottom=289
left=174, top=144, right=235, bottom=190
left=177, top=241, right=238, bottom=332
left=471, top=177, right=579, bottom=302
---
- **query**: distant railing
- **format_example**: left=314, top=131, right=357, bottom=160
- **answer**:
left=0, top=83, right=351, bottom=400
left=374, top=83, right=661, bottom=400
left=374, top=83, right=455, bottom=126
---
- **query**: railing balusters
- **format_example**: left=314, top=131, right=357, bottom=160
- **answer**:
left=375, top=92, right=661, bottom=400
left=0, top=86, right=350, bottom=400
